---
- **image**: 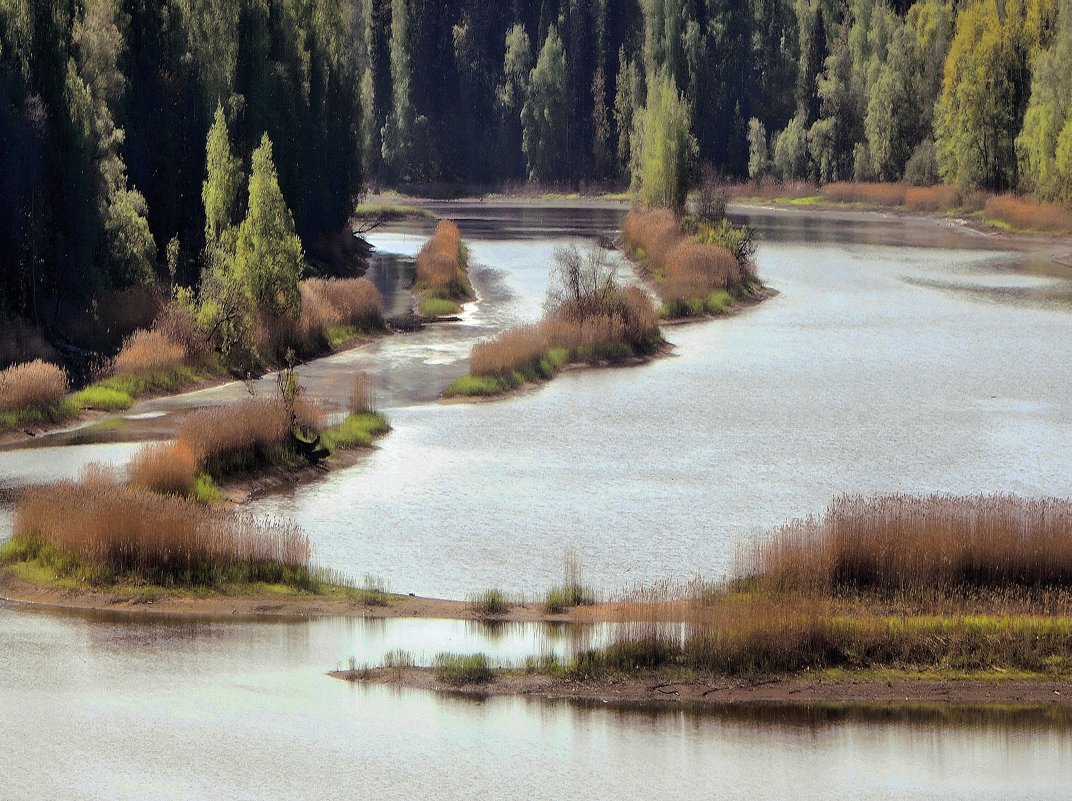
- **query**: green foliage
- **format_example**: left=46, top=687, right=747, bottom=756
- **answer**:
left=320, top=412, right=391, bottom=452
left=522, top=28, right=569, bottom=182
left=70, top=386, right=132, bottom=411
left=234, top=135, right=303, bottom=317
left=773, top=114, right=811, bottom=180
left=203, top=103, right=242, bottom=245
left=420, top=298, right=462, bottom=316
left=381, top=0, right=416, bottom=180
left=632, top=70, right=697, bottom=211
left=0, top=398, right=79, bottom=433
left=747, top=118, right=771, bottom=180
left=1017, top=10, right=1072, bottom=203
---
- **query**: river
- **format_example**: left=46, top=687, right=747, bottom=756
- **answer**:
left=1, top=202, right=1071, bottom=799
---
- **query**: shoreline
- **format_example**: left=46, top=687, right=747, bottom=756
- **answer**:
left=0, top=568, right=588, bottom=622
left=331, top=666, right=1072, bottom=706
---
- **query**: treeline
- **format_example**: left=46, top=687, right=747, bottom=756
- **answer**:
left=0, top=0, right=362, bottom=343
left=6, top=0, right=1072, bottom=355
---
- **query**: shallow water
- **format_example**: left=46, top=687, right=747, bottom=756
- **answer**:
left=1, top=602, right=1070, bottom=801
left=3, top=203, right=1072, bottom=799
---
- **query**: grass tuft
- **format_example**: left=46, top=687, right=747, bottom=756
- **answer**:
left=433, top=653, right=495, bottom=685
left=469, top=589, right=512, bottom=616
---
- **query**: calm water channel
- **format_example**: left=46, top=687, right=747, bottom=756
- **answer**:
left=2, top=203, right=1072, bottom=799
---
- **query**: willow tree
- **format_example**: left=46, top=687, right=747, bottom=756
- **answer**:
left=631, top=70, right=697, bottom=212
left=234, top=135, right=303, bottom=318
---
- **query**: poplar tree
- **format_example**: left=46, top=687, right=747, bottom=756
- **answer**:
left=234, top=135, right=303, bottom=318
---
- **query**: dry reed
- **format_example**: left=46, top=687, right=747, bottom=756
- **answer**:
left=114, top=330, right=186, bottom=375
left=14, top=477, right=311, bottom=586
left=0, top=360, right=69, bottom=412
left=416, top=220, right=469, bottom=296
left=300, top=278, right=383, bottom=330
left=176, top=397, right=324, bottom=469
left=741, top=494, right=1072, bottom=598
left=127, top=442, right=198, bottom=496
left=348, top=372, right=375, bottom=414
left=622, top=207, right=741, bottom=305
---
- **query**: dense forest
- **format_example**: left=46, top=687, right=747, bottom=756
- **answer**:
left=3, top=0, right=1072, bottom=357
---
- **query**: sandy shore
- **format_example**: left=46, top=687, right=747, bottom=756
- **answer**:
left=332, top=666, right=1072, bottom=706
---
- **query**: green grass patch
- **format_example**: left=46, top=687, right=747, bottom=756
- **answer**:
left=320, top=412, right=390, bottom=452
left=190, top=473, right=221, bottom=504
left=73, top=365, right=206, bottom=411
left=420, top=297, right=462, bottom=316
left=324, top=321, right=384, bottom=349
left=0, top=398, right=79, bottom=432
left=354, top=202, right=430, bottom=220
left=444, top=339, right=655, bottom=399
left=433, top=652, right=495, bottom=685
left=786, top=195, right=822, bottom=206
left=71, top=385, right=132, bottom=411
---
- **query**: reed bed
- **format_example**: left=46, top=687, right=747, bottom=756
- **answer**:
left=469, top=325, right=548, bottom=377
left=113, top=330, right=187, bottom=375
left=12, top=477, right=312, bottom=587
left=175, top=397, right=324, bottom=475
left=740, top=494, right=1072, bottom=598
left=348, top=372, right=375, bottom=414
left=300, top=277, right=383, bottom=333
left=984, top=195, right=1072, bottom=233
left=904, top=185, right=960, bottom=211
left=621, top=207, right=746, bottom=316
left=0, top=360, right=69, bottom=412
left=416, top=220, right=470, bottom=298
left=568, top=494, right=1072, bottom=678
left=127, top=442, right=198, bottom=496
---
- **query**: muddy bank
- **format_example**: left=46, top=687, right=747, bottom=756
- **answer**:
left=0, top=569, right=600, bottom=622
left=332, top=665, right=1072, bottom=706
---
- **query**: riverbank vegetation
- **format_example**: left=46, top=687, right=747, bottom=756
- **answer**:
left=414, top=221, right=474, bottom=316
left=621, top=206, right=762, bottom=319
left=569, top=494, right=1072, bottom=679
left=0, top=361, right=76, bottom=432
left=3, top=473, right=317, bottom=591
left=444, top=246, right=662, bottom=397
left=733, top=181, right=1072, bottom=234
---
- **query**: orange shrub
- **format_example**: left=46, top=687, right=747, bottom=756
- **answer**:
left=821, top=182, right=907, bottom=206
left=662, top=240, right=741, bottom=300
left=0, top=360, right=69, bottom=412
left=153, top=301, right=211, bottom=362
left=15, top=478, right=310, bottom=583
left=114, top=330, right=186, bottom=374
left=984, top=194, right=1072, bottom=233
left=128, top=442, right=198, bottom=496
left=904, top=185, right=959, bottom=211
left=302, top=278, right=382, bottom=328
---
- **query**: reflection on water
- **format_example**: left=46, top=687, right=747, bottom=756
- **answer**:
left=1, top=603, right=1070, bottom=801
